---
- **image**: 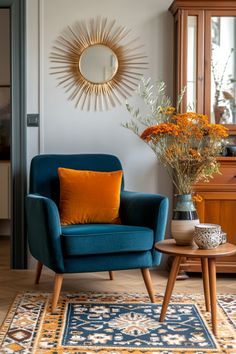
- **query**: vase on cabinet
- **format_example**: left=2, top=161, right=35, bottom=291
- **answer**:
left=171, top=194, right=199, bottom=246
left=214, top=105, right=225, bottom=124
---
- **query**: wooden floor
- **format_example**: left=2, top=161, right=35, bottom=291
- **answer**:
left=0, top=237, right=235, bottom=325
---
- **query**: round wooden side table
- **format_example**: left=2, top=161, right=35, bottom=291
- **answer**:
left=155, top=239, right=236, bottom=336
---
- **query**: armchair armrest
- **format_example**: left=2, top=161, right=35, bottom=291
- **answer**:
left=120, top=191, right=169, bottom=265
left=26, top=194, right=65, bottom=273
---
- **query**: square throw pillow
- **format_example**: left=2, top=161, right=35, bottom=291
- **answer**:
left=58, top=168, right=123, bottom=225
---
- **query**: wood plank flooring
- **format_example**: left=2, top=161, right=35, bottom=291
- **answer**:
left=0, top=237, right=235, bottom=325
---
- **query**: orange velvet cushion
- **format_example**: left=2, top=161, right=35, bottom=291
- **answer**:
left=58, top=168, right=123, bottom=225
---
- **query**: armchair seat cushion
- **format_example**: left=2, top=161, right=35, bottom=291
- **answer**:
left=61, top=224, right=153, bottom=256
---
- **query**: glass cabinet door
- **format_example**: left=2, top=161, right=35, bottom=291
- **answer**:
left=211, top=16, right=236, bottom=125
left=173, top=9, right=204, bottom=115
left=170, top=1, right=236, bottom=134
left=187, top=16, right=197, bottom=111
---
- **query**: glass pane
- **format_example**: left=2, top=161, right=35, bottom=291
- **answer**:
left=187, top=16, right=197, bottom=111
left=211, top=17, right=236, bottom=124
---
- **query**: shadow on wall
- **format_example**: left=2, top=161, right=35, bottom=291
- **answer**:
left=156, top=162, right=172, bottom=270
left=144, top=11, right=173, bottom=93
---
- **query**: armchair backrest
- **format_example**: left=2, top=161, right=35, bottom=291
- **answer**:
left=29, top=154, right=124, bottom=206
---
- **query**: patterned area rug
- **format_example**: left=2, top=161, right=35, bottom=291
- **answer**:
left=0, top=292, right=236, bottom=353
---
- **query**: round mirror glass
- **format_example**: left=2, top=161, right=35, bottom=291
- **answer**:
left=79, top=44, right=118, bottom=83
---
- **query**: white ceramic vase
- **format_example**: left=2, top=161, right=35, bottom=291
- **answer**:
left=171, top=194, right=199, bottom=246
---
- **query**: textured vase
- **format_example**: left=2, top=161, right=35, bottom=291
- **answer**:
left=171, top=194, right=199, bottom=246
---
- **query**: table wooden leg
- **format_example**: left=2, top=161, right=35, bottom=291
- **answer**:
left=208, top=258, right=217, bottom=336
left=159, top=256, right=181, bottom=322
left=201, top=258, right=211, bottom=312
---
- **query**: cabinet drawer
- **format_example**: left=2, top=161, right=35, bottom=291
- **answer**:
left=194, top=160, right=236, bottom=192
left=211, top=165, right=236, bottom=185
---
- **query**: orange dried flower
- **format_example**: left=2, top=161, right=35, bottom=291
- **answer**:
left=139, top=111, right=228, bottom=194
left=189, top=148, right=200, bottom=158
left=192, top=194, right=203, bottom=203
left=206, top=124, right=228, bottom=138
left=141, top=123, right=179, bottom=140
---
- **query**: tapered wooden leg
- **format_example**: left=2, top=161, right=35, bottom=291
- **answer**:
left=141, top=268, right=155, bottom=303
left=35, top=261, right=43, bottom=284
left=208, top=258, right=217, bottom=336
left=201, top=258, right=211, bottom=312
left=160, top=256, right=181, bottom=322
left=109, top=271, right=114, bottom=280
left=51, top=273, right=63, bottom=314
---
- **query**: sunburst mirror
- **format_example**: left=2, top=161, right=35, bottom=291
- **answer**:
left=50, top=17, right=148, bottom=111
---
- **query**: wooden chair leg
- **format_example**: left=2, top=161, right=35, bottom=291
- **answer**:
left=201, top=258, right=211, bottom=312
left=160, top=256, right=181, bottom=322
left=109, top=271, right=114, bottom=280
left=51, top=273, right=63, bottom=314
left=141, top=268, right=155, bottom=303
left=35, top=261, right=43, bottom=284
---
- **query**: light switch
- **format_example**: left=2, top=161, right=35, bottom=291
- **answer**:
left=27, top=114, right=39, bottom=127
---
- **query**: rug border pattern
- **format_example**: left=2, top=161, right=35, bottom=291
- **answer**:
left=0, top=292, right=235, bottom=354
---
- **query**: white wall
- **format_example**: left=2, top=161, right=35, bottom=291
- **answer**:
left=26, top=0, right=174, bottom=266
left=26, top=0, right=40, bottom=175
left=27, top=0, right=173, bottom=189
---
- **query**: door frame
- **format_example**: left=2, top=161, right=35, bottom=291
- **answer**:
left=1, top=0, right=27, bottom=268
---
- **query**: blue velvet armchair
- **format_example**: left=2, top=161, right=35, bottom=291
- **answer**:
left=26, top=154, right=169, bottom=313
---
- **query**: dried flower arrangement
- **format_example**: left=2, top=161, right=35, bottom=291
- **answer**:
left=124, top=77, right=228, bottom=194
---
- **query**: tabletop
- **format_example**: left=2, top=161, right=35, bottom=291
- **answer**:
left=155, top=239, right=236, bottom=258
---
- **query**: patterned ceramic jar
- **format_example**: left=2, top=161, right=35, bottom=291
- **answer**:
left=220, top=231, right=227, bottom=244
left=194, top=224, right=222, bottom=249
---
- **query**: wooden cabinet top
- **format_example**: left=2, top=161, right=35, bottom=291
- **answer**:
left=217, top=157, right=236, bottom=162
left=169, top=0, right=236, bottom=15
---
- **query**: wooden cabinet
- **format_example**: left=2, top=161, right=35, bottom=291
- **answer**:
left=169, top=1, right=236, bottom=272
left=180, top=158, right=236, bottom=273
left=0, top=161, right=11, bottom=219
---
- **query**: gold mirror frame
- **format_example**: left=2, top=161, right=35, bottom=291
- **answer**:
left=50, top=17, right=148, bottom=111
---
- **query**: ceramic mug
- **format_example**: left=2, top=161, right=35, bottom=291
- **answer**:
left=194, top=223, right=222, bottom=249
